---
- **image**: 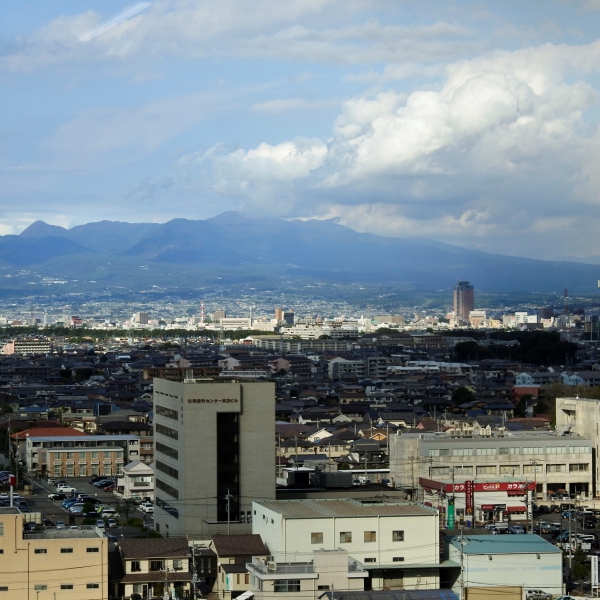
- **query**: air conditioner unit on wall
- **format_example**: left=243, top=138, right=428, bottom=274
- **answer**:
left=267, top=561, right=277, bottom=571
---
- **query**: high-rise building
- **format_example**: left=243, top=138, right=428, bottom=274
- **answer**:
left=453, top=280, right=474, bottom=322
left=274, top=308, right=284, bottom=322
left=153, top=378, right=275, bottom=537
left=213, top=309, right=226, bottom=322
left=283, top=310, right=295, bottom=325
left=135, top=311, right=149, bottom=325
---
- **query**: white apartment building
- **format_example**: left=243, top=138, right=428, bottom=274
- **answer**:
left=247, top=549, right=367, bottom=599
left=116, top=460, right=154, bottom=501
left=390, top=431, right=593, bottom=500
left=556, top=396, right=600, bottom=495
left=252, top=498, right=440, bottom=591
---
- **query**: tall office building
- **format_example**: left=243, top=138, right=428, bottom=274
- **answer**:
left=212, top=309, right=226, bottom=322
left=135, top=311, right=149, bottom=325
left=275, top=308, right=284, bottom=322
left=153, top=378, right=275, bottom=537
left=283, top=310, right=295, bottom=325
left=453, top=280, right=474, bottom=323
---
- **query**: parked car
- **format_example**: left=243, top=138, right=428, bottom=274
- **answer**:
left=56, top=485, right=76, bottom=493
left=101, top=508, right=117, bottom=518
left=55, top=521, right=66, bottom=530
left=525, top=590, right=552, bottom=600
left=89, top=476, right=106, bottom=484
left=48, top=492, right=67, bottom=501
left=95, top=520, right=105, bottom=529
left=83, top=510, right=101, bottom=518
left=24, top=521, right=37, bottom=532
left=533, top=521, right=550, bottom=534
left=508, top=526, right=525, bottom=534
left=20, top=507, right=32, bottom=513
left=42, top=519, right=54, bottom=527
left=139, top=502, right=154, bottom=513
left=107, top=518, right=118, bottom=529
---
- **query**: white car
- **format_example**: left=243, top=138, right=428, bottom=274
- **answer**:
left=139, top=503, right=154, bottom=513
left=107, top=518, right=118, bottom=529
left=55, top=521, right=66, bottom=530
left=96, top=520, right=105, bottom=529
left=56, top=485, right=76, bottom=493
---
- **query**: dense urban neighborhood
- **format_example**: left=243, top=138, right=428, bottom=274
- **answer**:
left=1, top=297, right=600, bottom=599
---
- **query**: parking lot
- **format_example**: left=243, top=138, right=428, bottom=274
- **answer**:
left=18, top=474, right=154, bottom=537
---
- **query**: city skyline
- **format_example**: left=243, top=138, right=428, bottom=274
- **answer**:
left=2, top=1, right=600, bottom=262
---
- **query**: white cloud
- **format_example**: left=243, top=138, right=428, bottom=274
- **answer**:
left=189, top=39, right=600, bottom=255
left=0, top=2, right=476, bottom=71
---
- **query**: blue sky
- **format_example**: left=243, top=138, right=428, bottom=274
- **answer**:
left=2, top=0, right=600, bottom=260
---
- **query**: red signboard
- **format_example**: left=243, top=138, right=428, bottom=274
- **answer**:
left=465, top=480, right=474, bottom=514
left=8, top=475, right=15, bottom=487
left=419, top=477, right=536, bottom=493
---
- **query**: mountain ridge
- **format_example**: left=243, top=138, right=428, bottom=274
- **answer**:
left=11, top=212, right=600, bottom=294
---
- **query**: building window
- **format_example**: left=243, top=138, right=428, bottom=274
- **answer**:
left=173, top=559, right=183, bottom=571
left=150, top=560, right=164, bottom=572
left=156, top=461, right=179, bottom=480
left=86, top=584, right=100, bottom=589
left=131, top=561, right=141, bottom=572
left=156, top=405, right=179, bottom=420
left=79, top=452, right=86, bottom=459
left=430, top=466, right=450, bottom=476
left=91, top=451, right=98, bottom=459
left=156, top=478, right=179, bottom=499
left=60, top=584, right=73, bottom=589
left=476, top=448, right=497, bottom=456
left=340, top=532, right=352, bottom=543
left=453, top=466, right=473, bottom=475
left=364, top=531, right=376, bottom=543
left=0, top=587, right=7, bottom=592
left=66, top=452, right=74, bottom=459
left=156, top=423, right=179, bottom=440
left=499, top=465, right=520, bottom=475
left=429, top=448, right=449, bottom=457
left=364, top=558, right=376, bottom=563
left=393, top=557, right=405, bottom=562
left=392, top=530, right=404, bottom=542
left=273, top=580, right=301, bottom=592
left=34, top=585, right=47, bottom=591
left=318, top=586, right=331, bottom=590
left=311, top=532, right=323, bottom=544
left=156, top=442, right=179, bottom=460
left=570, top=463, right=589, bottom=472
left=524, top=464, right=543, bottom=474
left=60, top=548, right=73, bottom=554
left=0, top=524, right=4, bottom=537
left=499, top=448, right=510, bottom=455
left=86, top=547, right=99, bottom=553
left=34, top=548, right=47, bottom=554
left=570, top=446, right=588, bottom=454
left=547, top=464, right=566, bottom=473
left=477, top=466, right=496, bottom=475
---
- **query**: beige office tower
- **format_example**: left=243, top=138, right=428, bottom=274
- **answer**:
left=153, top=378, right=275, bottom=538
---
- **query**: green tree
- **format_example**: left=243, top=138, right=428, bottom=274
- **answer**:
left=452, top=386, right=474, bottom=405
left=572, top=548, right=590, bottom=581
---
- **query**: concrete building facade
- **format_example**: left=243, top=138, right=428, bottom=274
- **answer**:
left=453, top=281, right=474, bottom=324
left=0, top=508, right=108, bottom=600
left=252, top=498, right=440, bottom=591
left=390, top=431, right=593, bottom=500
left=153, top=378, right=276, bottom=537
left=556, top=395, right=600, bottom=495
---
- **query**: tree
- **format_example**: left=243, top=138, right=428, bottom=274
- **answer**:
left=116, top=499, right=137, bottom=523
left=572, top=548, right=590, bottom=581
left=452, top=386, right=474, bottom=405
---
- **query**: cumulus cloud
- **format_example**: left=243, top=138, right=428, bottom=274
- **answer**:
left=190, top=39, right=600, bottom=254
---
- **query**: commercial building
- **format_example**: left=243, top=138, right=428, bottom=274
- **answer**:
left=390, top=431, right=593, bottom=501
left=24, top=434, right=140, bottom=478
left=0, top=507, right=108, bottom=599
left=556, top=395, right=600, bottom=495
left=2, top=338, right=52, bottom=355
left=453, top=281, right=474, bottom=324
left=446, top=535, right=562, bottom=600
left=220, top=317, right=252, bottom=330
left=153, top=378, right=276, bottom=537
left=252, top=498, right=440, bottom=591
left=283, top=311, right=295, bottom=325
left=135, top=312, right=149, bottom=325
left=213, top=309, right=227, bottom=322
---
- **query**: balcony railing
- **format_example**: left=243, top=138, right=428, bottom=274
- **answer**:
left=249, top=557, right=365, bottom=575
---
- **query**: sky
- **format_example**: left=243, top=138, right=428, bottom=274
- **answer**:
left=2, top=0, right=600, bottom=261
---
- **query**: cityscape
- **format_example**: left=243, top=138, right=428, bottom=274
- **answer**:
left=4, top=1, right=600, bottom=600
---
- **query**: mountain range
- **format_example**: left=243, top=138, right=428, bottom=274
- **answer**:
left=0, top=212, right=597, bottom=295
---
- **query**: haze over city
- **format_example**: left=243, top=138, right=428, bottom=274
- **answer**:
left=3, top=0, right=600, bottom=263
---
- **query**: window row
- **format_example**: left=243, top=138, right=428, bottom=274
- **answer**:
left=156, top=423, right=179, bottom=440
left=33, top=584, right=99, bottom=591
left=155, top=404, right=179, bottom=421
left=428, top=445, right=590, bottom=457
left=156, top=441, right=179, bottom=460
left=34, top=547, right=98, bottom=554
left=430, top=464, right=590, bottom=476
left=156, top=478, right=179, bottom=499
left=311, top=530, right=404, bottom=544
left=156, top=460, right=179, bottom=480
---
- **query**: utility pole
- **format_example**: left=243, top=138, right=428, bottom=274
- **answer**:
left=225, top=489, right=234, bottom=535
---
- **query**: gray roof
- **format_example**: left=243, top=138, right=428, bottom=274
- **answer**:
left=450, top=534, right=561, bottom=555
left=255, top=499, right=435, bottom=519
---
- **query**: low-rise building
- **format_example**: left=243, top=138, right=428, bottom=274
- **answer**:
left=252, top=498, right=440, bottom=591
left=0, top=507, right=108, bottom=599
left=24, top=434, right=140, bottom=478
left=116, top=460, right=154, bottom=501
left=390, top=430, right=593, bottom=500
left=114, top=538, right=193, bottom=600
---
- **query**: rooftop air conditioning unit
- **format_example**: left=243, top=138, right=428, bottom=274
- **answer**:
left=267, top=561, right=277, bottom=571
